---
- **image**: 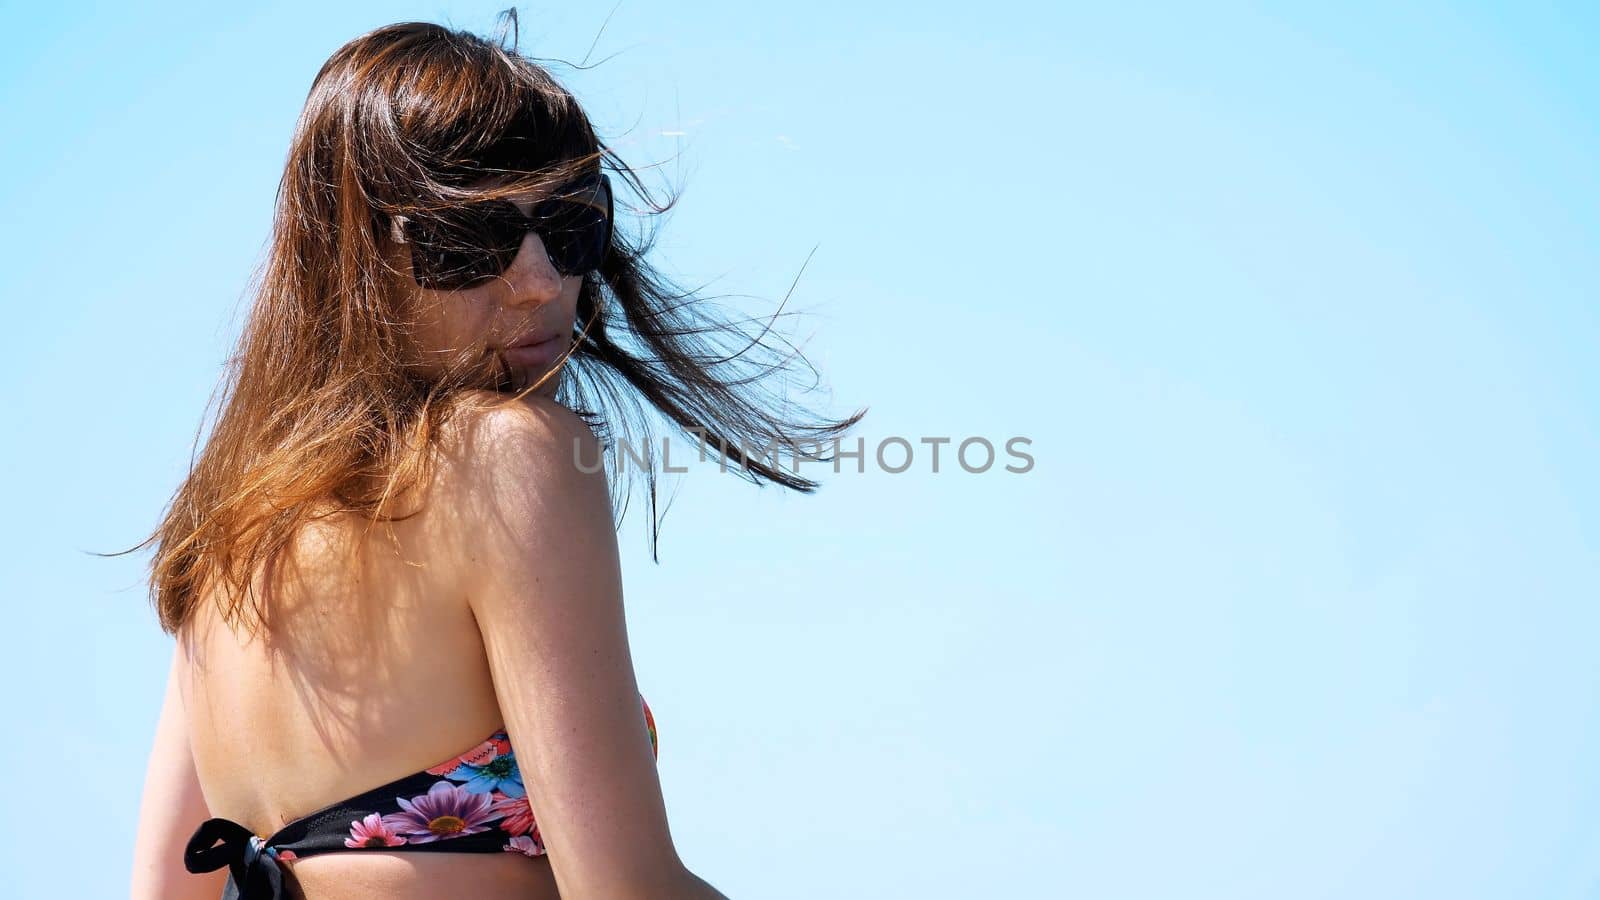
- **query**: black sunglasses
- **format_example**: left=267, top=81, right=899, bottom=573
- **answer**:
left=389, top=173, right=613, bottom=290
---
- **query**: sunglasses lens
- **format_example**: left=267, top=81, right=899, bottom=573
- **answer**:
left=535, top=176, right=612, bottom=276
left=405, top=202, right=524, bottom=290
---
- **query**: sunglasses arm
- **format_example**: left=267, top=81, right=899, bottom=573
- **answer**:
left=388, top=214, right=411, bottom=245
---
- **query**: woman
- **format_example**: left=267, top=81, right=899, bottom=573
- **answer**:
left=126, top=12, right=863, bottom=900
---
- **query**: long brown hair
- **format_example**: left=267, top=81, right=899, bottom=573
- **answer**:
left=113, top=11, right=865, bottom=637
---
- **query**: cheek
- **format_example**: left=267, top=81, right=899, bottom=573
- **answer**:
left=448, top=295, right=499, bottom=341
left=407, top=289, right=498, bottom=365
left=429, top=291, right=497, bottom=342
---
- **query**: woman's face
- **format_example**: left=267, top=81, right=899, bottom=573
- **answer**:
left=393, top=183, right=585, bottom=398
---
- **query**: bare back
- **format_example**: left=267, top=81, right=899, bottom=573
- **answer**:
left=177, top=405, right=560, bottom=899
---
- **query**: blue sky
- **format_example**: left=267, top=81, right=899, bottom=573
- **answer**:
left=3, top=2, right=1597, bottom=897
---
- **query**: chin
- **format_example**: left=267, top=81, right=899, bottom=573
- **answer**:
left=519, top=368, right=563, bottom=397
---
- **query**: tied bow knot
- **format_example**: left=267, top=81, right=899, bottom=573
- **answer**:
left=184, top=817, right=288, bottom=900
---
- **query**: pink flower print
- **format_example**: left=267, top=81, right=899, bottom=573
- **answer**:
left=505, top=833, right=546, bottom=857
left=642, top=698, right=658, bottom=760
left=345, top=812, right=408, bottom=848
left=490, top=792, right=538, bottom=836
left=426, top=732, right=512, bottom=776
left=381, top=780, right=500, bottom=843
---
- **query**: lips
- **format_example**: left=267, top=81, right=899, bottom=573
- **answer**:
left=499, top=330, right=566, bottom=370
left=504, top=330, right=560, bottom=350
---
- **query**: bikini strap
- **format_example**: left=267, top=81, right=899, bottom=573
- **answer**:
left=184, top=817, right=289, bottom=900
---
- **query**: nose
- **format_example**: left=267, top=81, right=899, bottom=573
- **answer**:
left=498, top=231, right=564, bottom=307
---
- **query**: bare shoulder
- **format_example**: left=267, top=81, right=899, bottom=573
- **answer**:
left=435, top=389, right=606, bottom=489
left=424, top=391, right=610, bottom=547
left=426, top=388, right=622, bottom=625
left=416, top=391, right=727, bottom=897
left=425, top=392, right=707, bottom=895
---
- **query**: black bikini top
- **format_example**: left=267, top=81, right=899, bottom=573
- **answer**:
left=184, top=695, right=657, bottom=900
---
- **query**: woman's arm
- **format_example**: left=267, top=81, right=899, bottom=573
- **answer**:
left=130, top=644, right=230, bottom=900
left=439, top=395, right=731, bottom=900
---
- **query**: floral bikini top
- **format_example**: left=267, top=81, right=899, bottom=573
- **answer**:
left=184, top=696, right=657, bottom=900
